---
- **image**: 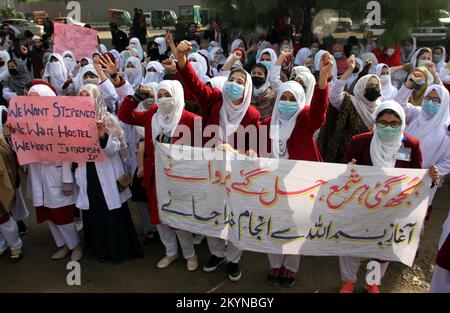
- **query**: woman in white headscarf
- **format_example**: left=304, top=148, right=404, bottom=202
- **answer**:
left=290, top=66, right=317, bottom=105
left=394, top=81, right=450, bottom=215
left=209, top=47, right=225, bottom=76
left=129, top=37, right=145, bottom=61
left=188, top=52, right=210, bottom=83
left=339, top=100, right=437, bottom=294
left=317, top=55, right=383, bottom=163
left=360, top=52, right=379, bottom=74
left=62, top=50, right=77, bottom=75
left=154, top=37, right=168, bottom=56
left=143, top=61, right=164, bottom=85
left=250, top=62, right=276, bottom=120
left=43, top=53, right=69, bottom=95
left=118, top=79, right=200, bottom=271
left=257, top=48, right=278, bottom=72
left=175, top=39, right=260, bottom=281
left=124, top=56, right=144, bottom=90
left=75, top=83, right=142, bottom=263
left=206, top=76, right=227, bottom=90
left=25, top=83, right=82, bottom=261
left=262, top=57, right=332, bottom=287
left=375, top=63, right=398, bottom=100
left=294, top=47, right=312, bottom=67
left=0, top=51, right=11, bottom=83
left=432, top=46, right=447, bottom=73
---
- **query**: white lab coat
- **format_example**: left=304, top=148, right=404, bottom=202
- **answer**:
left=74, top=134, right=131, bottom=211
left=27, top=162, right=78, bottom=208
left=98, top=79, right=119, bottom=113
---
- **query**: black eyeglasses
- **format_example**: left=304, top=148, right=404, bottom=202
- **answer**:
left=376, top=121, right=402, bottom=129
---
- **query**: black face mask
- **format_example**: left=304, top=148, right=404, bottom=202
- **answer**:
left=0, top=61, right=5, bottom=67
left=364, top=87, right=381, bottom=102
left=9, top=68, right=19, bottom=76
left=353, top=66, right=360, bottom=74
left=252, top=76, right=265, bottom=88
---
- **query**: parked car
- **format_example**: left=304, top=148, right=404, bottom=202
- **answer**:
left=144, top=12, right=152, bottom=27
left=52, top=17, right=85, bottom=27
left=151, top=9, right=177, bottom=29
left=108, top=9, right=132, bottom=27
left=0, top=19, right=44, bottom=38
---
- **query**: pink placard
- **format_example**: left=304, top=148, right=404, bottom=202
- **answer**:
left=53, top=23, right=98, bottom=60
left=8, top=96, right=104, bottom=165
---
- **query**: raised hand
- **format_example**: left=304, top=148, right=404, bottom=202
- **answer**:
left=162, top=58, right=177, bottom=73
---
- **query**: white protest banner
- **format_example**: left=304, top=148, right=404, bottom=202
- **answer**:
left=53, top=23, right=98, bottom=60
left=155, top=142, right=432, bottom=266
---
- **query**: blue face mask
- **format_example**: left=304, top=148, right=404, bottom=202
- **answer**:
left=422, top=99, right=440, bottom=118
left=334, top=51, right=343, bottom=59
left=278, top=101, right=299, bottom=119
left=260, top=60, right=272, bottom=71
left=224, top=82, right=244, bottom=101
left=375, top=126, right=402, bottom=143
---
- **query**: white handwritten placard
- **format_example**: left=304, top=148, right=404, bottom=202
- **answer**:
left=155, top=142, right=431, bottom=266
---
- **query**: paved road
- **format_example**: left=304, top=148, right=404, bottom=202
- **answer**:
left=0, top=175, right=447, bottom=293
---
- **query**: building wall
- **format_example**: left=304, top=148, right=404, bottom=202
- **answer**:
left=16, top=0, right=203, bottom=23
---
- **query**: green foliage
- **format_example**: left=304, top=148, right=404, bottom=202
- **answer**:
left=0, top=5, right=23, bottom=20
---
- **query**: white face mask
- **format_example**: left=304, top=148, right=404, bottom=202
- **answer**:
left=380, top=75, right=390, bottom=86
left=157, top=97, right=176, bottom=116
left=386, top=48, right=395, bottom=57
left=126, top=67, right=136, bottom=77
left=418, top=59, right=430, bottom=67
left=83, top=77, right=99, bottom=85
left=145, top=72, right=158, bottom=82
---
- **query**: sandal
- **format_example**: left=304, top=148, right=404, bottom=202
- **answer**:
left=10, top=249, right=23, bottom=263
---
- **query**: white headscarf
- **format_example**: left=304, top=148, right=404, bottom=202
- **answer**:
left=154, top=37, right=167, bottom=56
left=0, top=51, right=11, bottom=82
left=294, top=48, right=312, bottom=66
left=375, top=63, right=398, bottom=101
left=314, top=50, right=338, bottom=81
left=219, top=70, right=253, bottom=142
left=124, top=56, right=143, bottom=90
left=188, top=53, right=209, bottom=83
left=256, top=40, right=271, bottom=61
left=80, top=84, right=128, bottom=159
left=231, top=39, right=245, bottom=52
left=370, top=100, right=406, bottom=168
left=75, top=64, right=99, bottom=92
left=143, top=61, right=164, bottom=84
left=151, top=80, right=185, bottom=142
left=28, top=84, right=57, bottom=97
left=129, top=38, right=145, bottom=61
left=43, top=53, right=68, bottom=95
left=291, top=66, right=316, bottom=105
left=62, top=50, right=77, bottom=74
left=269, top=81, right=306, bottom=159
left=209, top=47, right=225, bottom=67
left=350, top=74, right=382, bottom=129
left=406, top=84, right=450, bottom=167
left=360, top=52, right=379, bottom=74
left=400, top=38, right=416, bottom=64
left=208, top=76, right=227, bottom=90
left=256, top=48, right=278, bottom=67
left=347, top=57, right=364, bottom=89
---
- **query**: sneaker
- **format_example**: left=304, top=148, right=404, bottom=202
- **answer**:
left=186, top=255, right=198, bottom=271
left=193, top=234, right=205, bottom=245
left=339, top=281, right=355, bottom=293
left=157, top=255, right=179, bottom=269
left=51, top=246, right=70, bottom=260
left=17, top=221, right=28, bottom=236
left=279, top=267, right=296, bottom=287
left=365, top=284, right=381, bottom=293
left=226, top=262, right=242, bottom=282
left=71, top=245, right=83, bottom=262
left=203, top=255, right=226, bottom=272
left=9, top=248, right=23, bottom=263
left=266, top=268, right=281, bottom=286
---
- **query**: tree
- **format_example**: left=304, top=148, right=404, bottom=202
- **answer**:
left=0, top=4, right=23, bottom=20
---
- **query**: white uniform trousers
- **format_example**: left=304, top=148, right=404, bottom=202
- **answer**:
left=267, top=254, right=300, bottom=272
left=207, top=237, right=242, bottom=263
left=157, top=223, right=195, bottom=259
left=339, top=256, right=389, bottom=283
left=0, top=217, right=23, bottom=253
left=47, top=221, right=80, bottom=250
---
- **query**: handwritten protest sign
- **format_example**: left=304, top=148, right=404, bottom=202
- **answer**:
left=155, top=142, right=431, bottom=266
left=53, top=23, right=98, bottom=60
left=8, top=96, right=103, bottom=165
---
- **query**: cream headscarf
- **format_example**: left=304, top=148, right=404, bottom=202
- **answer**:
left=350, top=74, right=382, bottom=129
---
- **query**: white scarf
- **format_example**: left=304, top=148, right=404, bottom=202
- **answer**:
left=188, top=53, right=210, bottom=83
left=375, top=63, right=398, bottom=100
left=62, top=50, right=77, bottom=74
left=151, top=80, right=185, bottom=142
left=43, top=53, right=68, bottom=95
left=291, top=66, right=316, bottom=105
left=143, top=61, right=164, bottom=84
left=124, top=56, right=143, bottom=90
left=0, top=51, right=11, bottom=82
left=219, top=71, right=253, bottom=142
left=294, top=48, right=312, bottom=66
left=350, top=74, right=382, bottom=129
left=256, top=48, right=278, bottom=68
left=370, top=100, right=406, bottom=168
left=129, top=37, right=145, bottom=61
left=269, top=81, right=306, bottom=159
